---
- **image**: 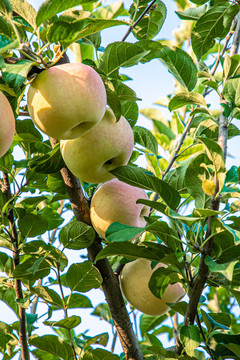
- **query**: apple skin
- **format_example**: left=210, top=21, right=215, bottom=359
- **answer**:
left=60, top=109, right=134, bottom=184
left=27, top=63, right=107, bottom=140
left=90, top=179, right=150, bottom=238
left=120, top=258, right=185, bottom=316
left=0, top=92, right=15, bottom=158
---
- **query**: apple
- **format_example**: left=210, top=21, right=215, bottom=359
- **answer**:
left=27, top=63, right=107, bottom=140
left=60, top=108, right=134, bottom=184
left=202, top=179, right=215, bottom=196
left=90, top=179, right=150, bottom=238
left=120, top=258, right=185, bottom=316
left=0, top=91, right=15, bottom=158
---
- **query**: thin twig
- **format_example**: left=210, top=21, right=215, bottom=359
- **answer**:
left=57, top=266, right=78, bottom=360
left=121, top=0, right=157, bottom=42
left=195, top=312, right=215, bottom=360
left=1, top=173, right=29, bottom=360
left=111, top=331, right=118, bottom=353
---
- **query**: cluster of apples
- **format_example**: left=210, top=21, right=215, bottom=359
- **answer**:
left=27, top=62, right=184, bottom=316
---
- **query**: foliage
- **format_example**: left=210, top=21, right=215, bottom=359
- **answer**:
left=0, top=0, right=240, bottom=359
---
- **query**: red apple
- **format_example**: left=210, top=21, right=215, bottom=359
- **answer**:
left=90, top=179, right=150, bottom=238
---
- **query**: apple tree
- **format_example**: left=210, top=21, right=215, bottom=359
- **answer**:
left=0, top=0, right=240, bottom=359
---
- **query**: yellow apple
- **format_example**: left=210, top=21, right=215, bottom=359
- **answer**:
left=60, top=109, right=134, bottom=184
left=90, top=179, right=150, bottom=238
left=0, top=92, right=15, bottom=158
left=120, top=258, right=185, bottom=316
left=202, top=179, right=215, bottom=196
left=27, top=63, right=107, bottom=140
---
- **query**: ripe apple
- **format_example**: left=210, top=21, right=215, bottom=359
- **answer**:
left=0, top=92, right=15, bottom=158
left=90, top=179, right=150, bottom=238
left=120, top=258, right=185, bottom=316
left=60, top=109, right=134, bottom=184
left=27, top=63, right=107, bottom=140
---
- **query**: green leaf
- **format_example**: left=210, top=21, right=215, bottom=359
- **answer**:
left=22, top=240, right=68, bottom=271
left=18, top=213, right=49, bottom=237
left=223, top=77, right=240, bottom=114
left=0, top=16, right=12, bottom=37
left=176, top=5, right=207, bottom=21
left=0, top=0, right=12, bottom=15
left=218, top=243, right=240, bottom=263
left=66, top=261, right=102, bottom=293
left=93, top=1, right=128, bottom=20
left=29, top=144, right=65, bottom=174
left=133, top=126, right=158, bottom=154
left=10, top=0, right=37, bottom=28
left=140, top=313, right=168, bottom=338
left=148, top=267, right=180, bottom=299
left=168, top=92, right=207, bottom=111
left=164, top=166, right=187, bottom=193
left=47, top=18, right=127, bottom=46
left=225, top=344, right=240, bottom=358
left=39, top=206, right=64, bottom=231
left=0, top=38, right=19, bottom=54
left=92, top=303, right=112, bottom=323
left=2, top=60, right=35, bottom=89
left=82, top=348, right=119, bottom=360
left=147, top=221, right=182, bottom=251
left=169, top=301, right=188, bottom=316
left=212, top=333, right=240, bottom=346
left=191, top=4, right=239, bottom=59
left=138, top=39, right=164, bottom=63
left=29, top=335, right=73, bottom=360
left=105, top=222, right=146, bottom=242
left=104, top=78, right=122, bottom=122
left=100, top=42, right=149, bottom=77
left=180, top=325, right=201, bottom=357
left=59, top=220, right=95, bottom=250
left=85, top=333, right=109, bottom=347
left=16, top=118, right=43, bottom=142
left=32, top=286, right=63, bottom=308
left=95, top=241, right=173, bottom=262
left=0, top=252, right=13, bottom=275
left=31, top=349, right=60, bottom=360
left=158, top=46, right=198, bottom=91
left=185, top=153, right=210, bottom=208
left=44, top=316, right=81, bottom=330
left=201, top=309, right=229, bottom=333
left=0, top=151, right=14, bottom=173
left=13, top=258, right=50, bottom=281
left=111, top=165, right=181, bottom=210
left=65, top=293, right=92, bottom=309
left=198, top=137, right=225, bottom=173
left=205, top=256, right=237, bottom=281
left=36, top=0, right=96, bottom=27
left=131, top=0, right=166, bottom=40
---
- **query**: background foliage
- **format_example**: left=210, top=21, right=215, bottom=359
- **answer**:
left=0, top=0, right=240, bottom=359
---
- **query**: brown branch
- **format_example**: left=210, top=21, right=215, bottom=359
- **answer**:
left=121, top=0, right=157, bottom=42
left=2, top=173, right=29, bottom=360
left=230, top=12, right=240, bottom=56
left=50, top=138, right=143, bottom=360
